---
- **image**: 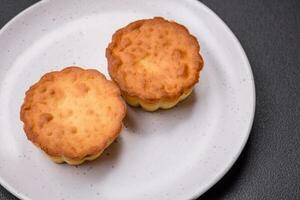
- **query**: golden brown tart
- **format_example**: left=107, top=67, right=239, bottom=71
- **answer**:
left=20, top=67, right=126, bottom=165
left=106, top=17, right=204, bottom=111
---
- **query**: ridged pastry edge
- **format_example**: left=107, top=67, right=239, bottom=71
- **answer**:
left=38, top=135, right=117, bottom=165
left=124, top=88, right=193, bottom=111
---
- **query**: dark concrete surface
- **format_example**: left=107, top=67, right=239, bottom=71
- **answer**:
left=0, top=0, right=299, bottom=199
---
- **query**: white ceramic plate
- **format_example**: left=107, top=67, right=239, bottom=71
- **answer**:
left=0, top=0, right=255, bottom=199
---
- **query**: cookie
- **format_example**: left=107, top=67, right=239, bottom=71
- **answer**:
left=20, top=67, right=126, bottom=165
left=106, top=17, right=203, bottom=111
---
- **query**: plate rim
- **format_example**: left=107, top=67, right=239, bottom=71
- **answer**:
left=184, top=0, right=256, bottom=199
left=0, top=0, right=256, bottom=199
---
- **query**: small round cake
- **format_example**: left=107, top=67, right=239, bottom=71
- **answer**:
left=106, top=17, right=204, bottom=111
left=20, top=67, right=126, bottom=165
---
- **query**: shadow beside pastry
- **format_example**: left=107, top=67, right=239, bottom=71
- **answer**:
left=61, top=137, right=124, bottom=182
left=123, top=90, right=198, bottom=134
left=83, top=137, right=123, bottom=168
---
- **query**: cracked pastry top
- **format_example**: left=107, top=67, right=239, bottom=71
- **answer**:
left=106, top=17, right=204, bottom=111
left=20, top=67, right=126, bottom=165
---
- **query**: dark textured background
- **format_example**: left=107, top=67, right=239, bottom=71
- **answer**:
left=0, top=0, right=299, bottom=199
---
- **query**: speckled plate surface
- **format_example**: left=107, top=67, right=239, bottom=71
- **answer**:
left=0, top=0, right=255, bottom=199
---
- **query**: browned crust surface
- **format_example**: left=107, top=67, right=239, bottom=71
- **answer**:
left=106, top=17, right=204, bottom=102
left=20, top=67, right=126, bottom=161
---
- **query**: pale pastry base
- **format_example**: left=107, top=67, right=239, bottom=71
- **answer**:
left=48, top=150, right=104, bottom=165
left=124, top=88, right=193, bottom=111
left=37, top=136, right=117, bottom=165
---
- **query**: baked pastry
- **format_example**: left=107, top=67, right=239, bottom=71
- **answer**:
left=20, top=67, right=126, bottom=165
left=106, top=17, right=203, bottom=111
